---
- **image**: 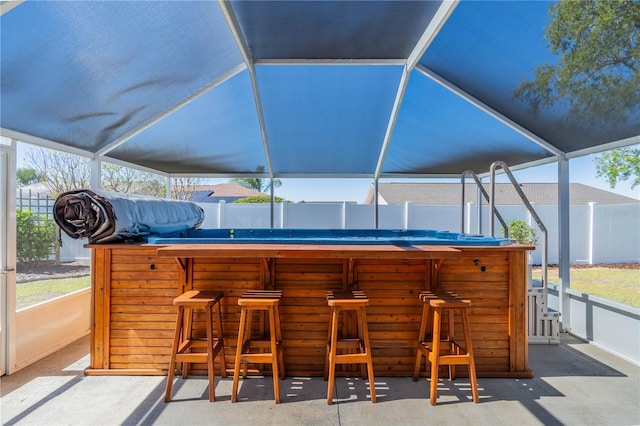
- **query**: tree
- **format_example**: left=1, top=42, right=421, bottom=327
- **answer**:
left=171, top=177, right=206, bottom=200
left=26, top=147, right=90, bottom=196
left=229, top=166, right=282, bottom=193
left=16, top=167, right=39, bottom=186
left=514, top=0, right=640, bottom=125
left=502, top=220, right=538, bottom=245
left=26, top=147, right=168, bottom=197
left=25, top=146, right=214, bottom=199
left=101, top=163, right=166, bottom=197
left=594, top=146, right=640, bottom=189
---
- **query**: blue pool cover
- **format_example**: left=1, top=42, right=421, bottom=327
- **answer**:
left=146, top=229, right=511, bottom=246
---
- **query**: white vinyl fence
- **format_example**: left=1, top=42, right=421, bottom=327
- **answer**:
left=16, top=194, right=640, bottom=265
left=199, top=201, right=639, bottom=265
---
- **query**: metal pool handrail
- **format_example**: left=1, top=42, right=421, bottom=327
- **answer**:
left=489, top=161, right=548, bottom=288
left=460, top=170, right=508, bottom=237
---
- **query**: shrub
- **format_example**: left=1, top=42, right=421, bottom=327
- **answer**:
left=233, top=195, right=286, bottom=203
left=503, top=220, right=538, bottom=245
left=16, top=209, right=57, bottom=266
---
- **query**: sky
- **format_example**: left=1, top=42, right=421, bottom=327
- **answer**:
left=15, top=140, right=638, bottom=203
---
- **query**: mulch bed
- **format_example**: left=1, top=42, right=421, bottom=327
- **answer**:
left=16, top=260, right=91, bottom=284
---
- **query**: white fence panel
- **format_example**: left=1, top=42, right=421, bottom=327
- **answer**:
left=569, top=205, right=592, bottom=264
left=377, top=205, right=406, bottom=229
left=536, top=205, right=560, bottom=265
left=223, top=203, right=273, bottom=228
left=593, top=204, right=640, bottom=264
left=285, top=203, right=344, bottom=229
left=199, top=203, right=221, bottom=228
left=58, top=233, right=91, bottom=262
left=345, top=204, right=375, bottom=229
left=409, top=204, right=460, bottom=231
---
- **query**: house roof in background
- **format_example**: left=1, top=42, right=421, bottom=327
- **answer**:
left=190, top=183, right=265, bottom=203
left=369, top=183, right=640, bottom=206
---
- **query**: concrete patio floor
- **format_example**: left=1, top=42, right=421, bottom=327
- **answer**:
left=1, top=333, right=639, bottom=426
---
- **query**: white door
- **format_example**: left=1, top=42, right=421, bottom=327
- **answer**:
left=0, top=140, right=17, bottom=376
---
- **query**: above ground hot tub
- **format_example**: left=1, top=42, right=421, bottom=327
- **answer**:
left=86, top=228, right=531, bottom=378
left=147, top=228, right=512, bottom=246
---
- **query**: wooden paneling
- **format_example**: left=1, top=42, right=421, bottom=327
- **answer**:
left=106, top=248, right=178, bottom=372
left=87, top=244, right=531, bottom=378
left=276, top=258, right=344, bottom=376
left=438, top=249, right=514, bottom=375
left=356, top=259, right=430, bottom=376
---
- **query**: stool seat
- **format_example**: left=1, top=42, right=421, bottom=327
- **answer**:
left=232, top=290, right=285, bottom=403
left=414, top=291, right=479, bottom=405
left=165, top=290, right=227, bottom=402
left=324, top=290, right=376, bottom=404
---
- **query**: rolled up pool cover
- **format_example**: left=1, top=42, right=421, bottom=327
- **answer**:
left=54, top=189, right=204, bottom=244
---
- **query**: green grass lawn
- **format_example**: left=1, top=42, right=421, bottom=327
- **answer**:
left=532, top=267, right=640, bottom=308
left=16, top=277, right=90, bottom=310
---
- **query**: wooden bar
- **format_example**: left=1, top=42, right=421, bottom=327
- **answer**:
left=84, top=243, right=533, bottom=378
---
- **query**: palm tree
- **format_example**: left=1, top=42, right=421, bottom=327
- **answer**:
left=229, top=166, right=282, bottom=193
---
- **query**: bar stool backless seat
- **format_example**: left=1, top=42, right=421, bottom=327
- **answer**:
left=164, top=290, right=227, bottom=402
left=232, top=290, right=285, bottom=403
left=324, top=290, right=376, bottom=405
left=413, top=291, right=479, bottom=405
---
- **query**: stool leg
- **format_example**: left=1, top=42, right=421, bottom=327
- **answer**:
left=182, top=307, right=192, bottom=379
left=242, top=309, right=252, bottom=379
left=461, top=309, right=479, bottom=403
left=213, top=301, right=227, bottom=378
left=359, top=306, right=376, bottom=403
left=205, top=305, right=216, bottom=402
left=447, top=308, right=455, bottom=380
left=413, top=303, right=430, bottom=381
left=268, top=308, right=281, bottom=404
left=356, top=311, right=366, bottom=379
left=274, top=303, right=286, bottom=379
left=232, top=307, right=248, bottom=403
left=165, top=306, right=184, bottom=402
left=327, top=306, right=340, bottom=405
left=429, top=307, right=442, bottom=406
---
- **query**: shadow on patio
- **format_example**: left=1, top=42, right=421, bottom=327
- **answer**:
left=1, top=333, right=638, bottom=426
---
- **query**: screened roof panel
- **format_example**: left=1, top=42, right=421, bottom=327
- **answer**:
left=420, top=0, right=640, bottom=153
left=108, top=71, right=265, bottom=175
left=1, top=1, right=243, bottom=152
left=232, top=0, right=444, bottom=60
left=1, top=1, right=637, bottom=179
left=384, top=71, right=553, bottom=175
left=258, top=65, right=403, bottom=175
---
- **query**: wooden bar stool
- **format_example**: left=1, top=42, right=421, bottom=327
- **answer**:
left=231, top=290, right=285, bottom=403
left=324, top=290, right=376, bottom=405
left=164, top=290, right=227, bottom=402
left=413, top=291, right=479, bottom=405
